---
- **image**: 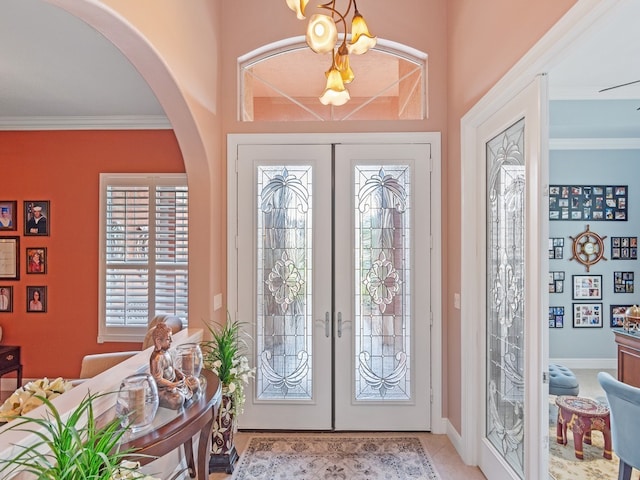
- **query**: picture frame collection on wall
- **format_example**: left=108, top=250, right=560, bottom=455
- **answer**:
left=0, top=200, right=50, bottom=313
left=550, top=190, right=638, bottom=328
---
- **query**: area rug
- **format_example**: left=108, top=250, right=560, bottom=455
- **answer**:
left=231, top=436, right=441, bottom=480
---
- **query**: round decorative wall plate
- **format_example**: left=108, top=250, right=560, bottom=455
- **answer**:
left=569, top=225, right=607, bottom=272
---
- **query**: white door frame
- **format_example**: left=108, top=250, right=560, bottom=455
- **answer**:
left=227, top=132, right=445, bottom=433
left=459, top=0, right=621, bottom=468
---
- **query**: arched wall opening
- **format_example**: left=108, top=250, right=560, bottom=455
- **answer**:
left=45, top=0, right=220, bottom=325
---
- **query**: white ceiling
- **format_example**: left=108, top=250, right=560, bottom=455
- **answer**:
left=1, top=1, right=640, bottom=132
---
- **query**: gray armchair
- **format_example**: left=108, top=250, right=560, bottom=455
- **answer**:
left=598, top=371, right=640, bottom=480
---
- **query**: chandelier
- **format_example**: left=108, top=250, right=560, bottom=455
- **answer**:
left=285, top=0, right=377, bottom=106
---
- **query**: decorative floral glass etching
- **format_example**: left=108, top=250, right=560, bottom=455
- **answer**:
left=354, top=165, right=411, bottom=401
left=256, top=166, right=313, bottom=400
left=486, top=118, right=526, bottom=478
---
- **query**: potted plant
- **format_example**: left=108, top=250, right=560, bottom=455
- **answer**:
left=200, top=317, right=255, bottom=474
left=0, top=390, right=158, bottom=480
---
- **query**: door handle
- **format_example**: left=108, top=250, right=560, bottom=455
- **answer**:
left=337, top=312, right=343, bottom=338
left=325, top=311, right=330, bottom=338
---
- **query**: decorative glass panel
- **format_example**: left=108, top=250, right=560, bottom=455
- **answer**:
left=256, top=166, right=313, bottom=400
left=486, top=118, right=526, bottom=478
left=354, top=165, right=411, bottom=401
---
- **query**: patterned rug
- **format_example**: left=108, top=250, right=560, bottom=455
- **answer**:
left=231, top=436, right=441, bottom=480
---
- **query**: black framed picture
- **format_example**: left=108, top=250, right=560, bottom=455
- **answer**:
left=611, top=237, right=638, bottom=260
left=549, top=306, right=565, bottom=328
left=549, top=271, right=565, bottom=293
left=549, top=184, right=628, bottom=221
left=24, top=200, right=50, bottom=236
left=572, top=274, right=602, bottom=300
left=613, top=271, right=634, bottom=293
left=573, top=303, right=603, bottom=328
left=549, top=238, right=564, bottom=259
left=610, top=304, right=631, bottom=328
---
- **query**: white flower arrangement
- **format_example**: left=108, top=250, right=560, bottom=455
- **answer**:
left=209, top=354, right=255, bottom=416
left=0, top=376, right=72, bottom=422
left=201, top=319, right=255, bottom=418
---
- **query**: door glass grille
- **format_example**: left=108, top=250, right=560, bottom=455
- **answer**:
left=354, top=164, right=411, bottom=401
left=486, top=118, right=526, bottom=478
left=256, top=165, right=313, bottom=400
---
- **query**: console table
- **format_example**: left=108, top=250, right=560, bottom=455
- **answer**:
left=0, top=345, right=22, bottom=392
left=613, top=328, right=640, bottom=388
left=121, top=369, right=221, bottom=480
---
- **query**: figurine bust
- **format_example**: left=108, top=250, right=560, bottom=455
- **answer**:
left=149, top=322, right=199, bottom=409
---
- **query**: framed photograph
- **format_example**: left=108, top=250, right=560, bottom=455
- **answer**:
left=572, top=274, right=602, bottom=300
left=573, top=303, right=603, bottom=328
left=613, top=271, right=634, bottom=293
left=611, top=237, right=638, bottom=260
left=549, top=238, right=564, bottom=259
left=549, top=306, right=565, bottom=328
left=0, top=201, right=17, bottom=231
left=26, top=286, right=46, bottom=313
left=0, top=236, right=20, bottom=280
left=549, top=184, right=628, bottom=222
left=0, top=286, right=13, bottom=313
left=24, top=200, right=49, bottom=236
left=26, top=248, right=47, bottom=274
left=610, top=304, right=631, bottom=328
left=549, top=271, right=565, bottom=293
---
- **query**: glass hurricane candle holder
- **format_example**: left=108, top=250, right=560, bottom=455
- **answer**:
left=176, top=343, right=203, bottom=379
left=116, top=373, right=159, bottom=432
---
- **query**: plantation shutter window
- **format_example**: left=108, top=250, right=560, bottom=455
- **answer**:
left=99, top=174, right=188, bottom=343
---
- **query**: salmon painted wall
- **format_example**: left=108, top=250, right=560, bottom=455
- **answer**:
left=445, top=0, right=576, bottom=433
left=0, top=130, right=185, bottom=380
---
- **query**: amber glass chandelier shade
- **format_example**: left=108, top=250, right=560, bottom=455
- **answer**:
left=348, top=12, right=377, bottom=55
left=335, top=44, right=355, bottom=84
left=319, top=67, right=350, bottom=106
left=286, top=0, right=309, bottom=20
left=306, top=14, right=338, bottom=54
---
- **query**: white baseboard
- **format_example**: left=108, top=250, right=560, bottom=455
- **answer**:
left=446, top=419, right=475, bottom=466
left=430, top=414, right=447, bottom=435
left=549, top=358, right=617, bottom=370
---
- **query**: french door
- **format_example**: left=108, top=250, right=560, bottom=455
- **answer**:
left=231, top=139, right=433, bottom=430
left=477, top=77, right=548, bottom=479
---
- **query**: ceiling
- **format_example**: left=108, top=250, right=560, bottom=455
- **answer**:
left=1, top=1, right=640, bottom=133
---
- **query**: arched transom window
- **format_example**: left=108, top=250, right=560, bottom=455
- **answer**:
left=239, top=37, right=428, bottom=122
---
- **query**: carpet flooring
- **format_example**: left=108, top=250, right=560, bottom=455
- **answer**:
left=230, top=435, right=441, bottom=480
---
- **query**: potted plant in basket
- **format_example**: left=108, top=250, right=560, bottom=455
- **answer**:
left=200, top=317, right=255, bottom=474
left=0, top=389, right=158, bottom=480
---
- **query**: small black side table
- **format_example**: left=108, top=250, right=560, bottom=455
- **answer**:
left=0, top=345, right=22, bottom=392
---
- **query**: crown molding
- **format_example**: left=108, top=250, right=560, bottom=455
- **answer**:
left=549, top=137, right=640, bottom=150
left=0, top=115, right=171, bottom=131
